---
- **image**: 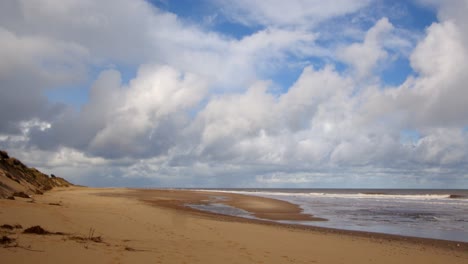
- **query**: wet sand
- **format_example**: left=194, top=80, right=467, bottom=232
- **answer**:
left=121, top=189, right=326, bottom=221
left=1, top=187, right=467, bottom=263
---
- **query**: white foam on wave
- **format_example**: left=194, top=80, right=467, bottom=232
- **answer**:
left=305, top=193, right=453, bottom=200
left=201, top=189, right=467, bottom=202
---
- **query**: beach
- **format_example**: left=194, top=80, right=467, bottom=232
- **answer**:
left=1, top=187, right=467, bottom=264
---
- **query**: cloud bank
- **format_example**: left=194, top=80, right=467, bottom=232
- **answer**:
left=0, top=0, right=467, bottom=188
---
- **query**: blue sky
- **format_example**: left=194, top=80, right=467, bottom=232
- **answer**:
left=1, top=0, right=467, bottom=188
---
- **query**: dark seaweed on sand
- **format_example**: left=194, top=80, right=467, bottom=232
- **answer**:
left=23, top=225, right=51, bottom=235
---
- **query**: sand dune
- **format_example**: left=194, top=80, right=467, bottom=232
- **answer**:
left=1, top=187, right=466, bottom=263
left=0, top=150, right=73, bottom=199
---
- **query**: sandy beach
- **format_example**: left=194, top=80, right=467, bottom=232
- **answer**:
left=1, top=187, right=467, bottom=264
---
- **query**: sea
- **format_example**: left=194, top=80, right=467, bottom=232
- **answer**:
left=190, top=189, right=468, bottom=243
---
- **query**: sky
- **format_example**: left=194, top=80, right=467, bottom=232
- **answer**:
left=0, top=0, right=467, bottom=188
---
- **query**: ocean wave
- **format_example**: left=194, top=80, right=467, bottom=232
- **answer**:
left=204, top=190, right=467, bottom=201
left=306, top=193, right=467, bottom=200
left=448, top=194, right=467, bottom=199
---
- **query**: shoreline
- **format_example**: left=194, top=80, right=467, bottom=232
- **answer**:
left=1, top=187, right=467, bottom=263
left=120, top=188, right=468, bottom=250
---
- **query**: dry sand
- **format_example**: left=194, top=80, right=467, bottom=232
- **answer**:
left=1, top=187, right=467, bottom=264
